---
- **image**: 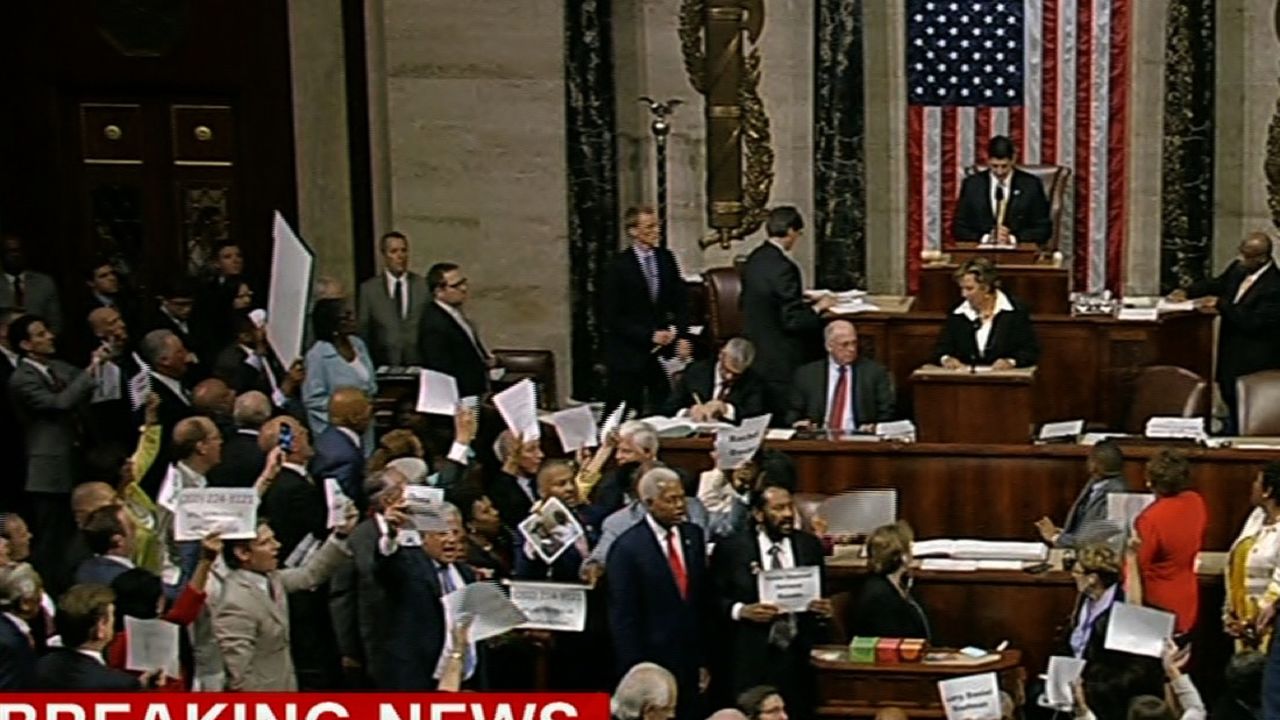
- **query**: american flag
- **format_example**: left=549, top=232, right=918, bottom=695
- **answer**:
left=906, top=0, right=1131, bottom=293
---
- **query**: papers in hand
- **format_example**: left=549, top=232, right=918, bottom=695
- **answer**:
left=323, top=478, right=356, bottom=529
left=172, top=488, right=258, bottom=541
left=937, top=672, right=1002, bottom=720
left=518, top=496, right=584, bottom=565
left=417, top=369, right=460, bottom=416
left=757, top=566, right=820, bottom=613
left=508, top=580, right=588, bottom=632
left=911, top=539, right=1048, bottom=562
left=550, top=405, right=599, bottom=453
left=403, top=486, right=449, bottom=532
left=1106, top=493, right=1155, bottom=533
left=128, top=362, right=152, bottom=412
left=1043, top=657, right=1086, bottom=711
left=1104, top=603, right=1175, bottom=658
left=817, top=490, right=897, bottom=536
left=265, top=211, right=315, bottom=367
left=1144, top=416, right=1205, bottom=441
left=442, top=581, right=529, bottom=642
left=124, top=617, right=181, bottom=678
left=600, top=401, right=629, bottom=439
left=92, top=361, right=122, bottom=404
left=494, top=378, right=541, bottom=440
left=714, top=415, right=771, bottom=470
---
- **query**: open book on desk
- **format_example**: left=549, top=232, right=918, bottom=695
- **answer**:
left=637, top=415, right=733, bottom=438
left=912, top=539, right=1048, bottom=562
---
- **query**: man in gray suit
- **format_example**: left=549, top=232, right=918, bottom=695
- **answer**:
left=357, top=231, right=429, bottom=367
left=1036, top=440, right=1130, bottom=548
left=215, top=515, right=356, bottom=691
left=0, top=235, right=63, bottom=333
left=785, top=320, right=895, bottom=431
left=7, top=313, right=109, bottom=572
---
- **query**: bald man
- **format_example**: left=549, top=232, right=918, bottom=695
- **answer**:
left=1172, top=232, right=1280, bottom=433
left=310, top=388, right=374, bottom=508
left=256, top=415, right=341, bottom=689
left=784, top=320, right=895, bottom=431
left=208, top=392, right=270, bottom=488
left=192, top=378, right=236, bottom=434
left=54, top=482, right=120, bottom=596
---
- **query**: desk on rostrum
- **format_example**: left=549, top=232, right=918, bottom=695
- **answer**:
left=917, top=262, right=1070, bottom=315
left=811, top=646, right=1025, bottom=718
left=910, top=365, right=1037, bottom=443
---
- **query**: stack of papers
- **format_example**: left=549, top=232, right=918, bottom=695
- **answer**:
left=920, top=558, right=1027, bottom=572
left=912, top=539, right=1048, bottom=562
left=1156, top=298, right=1195, bottom=313
left=875, top=420, right=917, bottom=441
left=1144, top=416, right=1205, bottom=441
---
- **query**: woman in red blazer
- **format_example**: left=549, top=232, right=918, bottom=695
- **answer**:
left=1133, top=450, right=1207, bottom=635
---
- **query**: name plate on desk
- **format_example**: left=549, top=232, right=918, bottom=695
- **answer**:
left=912, top=364, right=1038, bottom=380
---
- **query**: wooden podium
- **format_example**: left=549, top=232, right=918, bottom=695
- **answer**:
left=812, top=647, right=1025, bottom=717
left=911, top=365, right=1037, bottom=443
left=945, top=241, right=1044, bottom=265
left=917, top=263, right=1070, bottom=314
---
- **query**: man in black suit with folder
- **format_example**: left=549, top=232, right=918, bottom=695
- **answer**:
left=603, top=206, right=690, bottom=415
left=740, top=207, right=836, bottom=420
left=952, top=135, right=1052, bottom=246
left=1171, top=232, right=1280, bottom=434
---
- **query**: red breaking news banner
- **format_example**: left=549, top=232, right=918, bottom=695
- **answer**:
left=0, top=694, right=611, bottom=720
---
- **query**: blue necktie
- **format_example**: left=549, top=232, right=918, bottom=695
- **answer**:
left=641, top=252, right=659, bottom=301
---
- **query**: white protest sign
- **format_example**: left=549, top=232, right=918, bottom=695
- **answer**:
left=518, top=497, right=584, bottom=565
left=124, top=617, right=181, bottom=678
left=494, top=378, right=540, bottom=440
left=550, top=405, right=598, bottom=453
left=173, top=488, right=259, bottom=541
left=937, top=672, right=1002, bottom=720
left=1044, top=656, right=1086, bottom=710
left=1104, top=603, right=1175, bottom=658
left=817, top=490, right=898, bottom=536
left=91, top=361, right=122, bottom=404
left=127, top=362, right=151, bottom=412
left=416, top=369, right=460, bottom=416
left=713, top=414, right=772, bottom=470
left=265, top=212, right=315, bottom=367
left=442, top=582, right=529, bottom=642
left=600, top=401, right=627, bottom=438
left=323, top=478, right=354, bottom=529
left=756, top=565, right=821, bottom=613
left=508, top=580, right=588, bottom=632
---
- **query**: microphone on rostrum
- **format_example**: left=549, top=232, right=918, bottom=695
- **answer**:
left=969, top=317, right=982, bottom=373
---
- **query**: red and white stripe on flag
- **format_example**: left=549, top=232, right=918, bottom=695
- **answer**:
left=906, top=0, right=1131, bottom=294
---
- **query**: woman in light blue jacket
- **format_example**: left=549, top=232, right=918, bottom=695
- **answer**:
left=303, top=298, right=378, bottom=446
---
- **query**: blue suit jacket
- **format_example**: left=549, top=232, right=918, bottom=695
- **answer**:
left=0, top=615, right=34, bottom=689
left=310, top=427, right=366, bottom=507
left=606, top=519, right=710, bottom=687
left=74, top=556, right=130, bottom=587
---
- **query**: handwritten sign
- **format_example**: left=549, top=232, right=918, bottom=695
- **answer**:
left=937, top=672, right=1001, bottom=720
left=756, top=565, right=820, bottom=613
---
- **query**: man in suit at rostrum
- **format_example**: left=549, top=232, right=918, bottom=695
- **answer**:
left=740, top=207, right=837, bottom=420
left=951, top=134, right=1052, bottom=247
left=1170, top=231, right=1280, bottom=435
left=663, top=337, right=768, bottom=423
left=358, top=231, right=430, bottom=368
left=709, top=485, right=833, bottom=718
left=602, top=205, right=691, bottom=416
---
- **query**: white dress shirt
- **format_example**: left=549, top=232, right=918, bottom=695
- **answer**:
left=730, top=531, right=797, bottom=620
left=385, top=271, right=410, bottom=318
left=645, top=513, right=686, bottom=570
left=950, top=290, right=1015, bottom=363
left=825, top=358, right=856, bottom=430
left=1236, top=261, right=1274, bottom=303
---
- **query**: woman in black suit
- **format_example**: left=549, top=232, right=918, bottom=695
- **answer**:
left=849, top=521, right=931, bottom=640
left=934, top=257, right=1040, bottom=369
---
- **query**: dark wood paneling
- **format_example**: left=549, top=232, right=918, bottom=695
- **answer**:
left=662, top=439, right=1259, bottom=551
left=917, top=264, right=1071, bottom=314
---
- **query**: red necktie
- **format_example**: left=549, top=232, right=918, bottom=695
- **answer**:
left=666, top=529, right=687, bottom=599
left=827, top=366, right=849, bottom=431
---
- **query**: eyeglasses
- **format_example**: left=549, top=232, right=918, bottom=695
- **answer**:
left=446, top=278, right=469, bottom=289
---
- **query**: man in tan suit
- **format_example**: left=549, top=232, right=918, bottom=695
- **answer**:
left=214, top=512, right=357, bottom=691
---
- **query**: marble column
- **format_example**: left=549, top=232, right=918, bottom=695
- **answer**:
left=861, top=1, right=908, bottom=294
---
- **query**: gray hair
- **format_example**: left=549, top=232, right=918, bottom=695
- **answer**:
left=0, top=563, right=41, bottom=611
left=363, top=468, right=405, bottom=509
left=437, top=501, right=462, bottom=524
left=619, top=420, right=659, bottom=455
left=233, top=391, right=272, bottom=429
left=707, top=712, right=749, bottom=720
left=638, top=467, right=681, bottom=502
left=139, top=329, right=178, bottom=365
left=823, top=319, right=855, bottom=343
left=611, top=662, right=676, bottom=720
left=722, top=337, right=756, bottom=369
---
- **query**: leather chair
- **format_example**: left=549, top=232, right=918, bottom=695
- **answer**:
left=491, top=349, right=558, bottom=410
left=963, top=164, right=1072, bottom=251
left=1237, top=370, right=1280, bottom=435
left=1123, top=365, right=1209, bottom=434
left=703, top=266, right=744, bottom=346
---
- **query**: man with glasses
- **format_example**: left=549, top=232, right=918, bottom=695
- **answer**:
left=784, top=319, right=894, bottom=432
left=419, top=262, right=493, bottom=398
left=662, top=337, right=766, bottom=423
